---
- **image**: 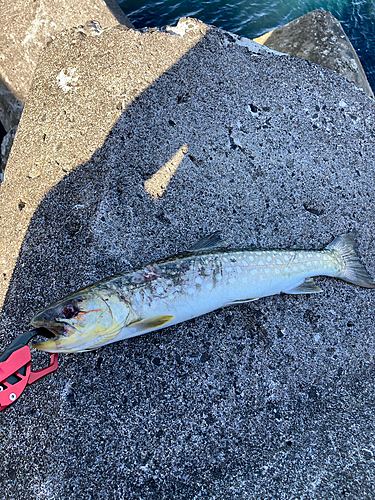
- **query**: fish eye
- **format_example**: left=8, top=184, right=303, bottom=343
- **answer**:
left=61, top=304, right=78, bottom=319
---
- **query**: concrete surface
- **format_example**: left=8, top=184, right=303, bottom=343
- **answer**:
left=254, top=9, right=374, bottom=98
left=0, top=0, right=133, bottom=175
left=1, top=18, right=375, bottom=499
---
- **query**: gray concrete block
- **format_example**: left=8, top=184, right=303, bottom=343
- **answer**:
left=0, top=0, right=133, bottom=131
left=1, top=18, right=375, bottom=499
left=256, top=9, right=374, bottom=98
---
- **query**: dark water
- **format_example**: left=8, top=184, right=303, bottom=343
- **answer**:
left=118, top=0, right=375, bottom=91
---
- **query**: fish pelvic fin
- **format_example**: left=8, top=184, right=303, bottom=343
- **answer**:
left=225, top=297, right=259, bottom=306
left=285, top=278, right=323, bottom=294
left=327, top=233, right=375, bottom=288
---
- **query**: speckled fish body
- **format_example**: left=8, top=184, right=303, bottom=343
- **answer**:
left=31, top=233, right=375, bottom=353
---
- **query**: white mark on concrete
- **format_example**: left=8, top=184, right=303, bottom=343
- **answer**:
left=251, top=269, right=258, bottom=275
left=258, top=260, right=264, bottom=266
left=236, top=266, right=242, bottom=274
left=207, top=282, right=213, bottom=290
left=188, top=288, right=195, bottom=295
left=195, top=276, right=202, bottom=285
left=265, top=268, right=271, bottom=274
left=57, top=68, right=78, bottom=93
left=225, top=267, right=232, bottom=273
left=215, top=274, right=222, bottom=281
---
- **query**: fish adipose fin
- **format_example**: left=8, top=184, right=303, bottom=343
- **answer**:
left=127, top=315, right=174, bottom=332
left=187, top=231, right=229, bottom=253
left=327, top=233, right=375, bottom=288
left=285, top=278, right=323, bottom=295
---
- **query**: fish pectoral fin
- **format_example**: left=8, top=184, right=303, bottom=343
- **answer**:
left=225, top=297, right=259, bottom=306
left=187, top=231, right=229, bottom=253
left=284, top=278, right=323, bottom=295
left=127, top=315, right=174, bottom=332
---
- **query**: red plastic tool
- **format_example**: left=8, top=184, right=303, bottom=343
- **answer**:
left=0, top=329, right=58, bottom=411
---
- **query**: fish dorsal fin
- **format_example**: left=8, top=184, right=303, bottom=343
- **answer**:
left=187, top=231, right=229, bottom=253
left=284, top=278, right=323, bottom=295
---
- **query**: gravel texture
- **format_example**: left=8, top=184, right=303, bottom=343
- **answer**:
left=1, top=19, right=375, bottom=499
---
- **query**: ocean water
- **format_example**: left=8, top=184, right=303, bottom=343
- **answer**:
left=117, top=0, right=375, bottom=91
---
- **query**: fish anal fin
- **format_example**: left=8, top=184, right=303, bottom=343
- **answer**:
left=225, top=297, right=259, bottom=306
left=187, top=231, right=229, bottom=253
left=127, top=315, right=174, bottom=332
left=285, top=278, right=323, bottom=294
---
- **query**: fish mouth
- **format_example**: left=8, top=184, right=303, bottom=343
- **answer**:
left=30, top=310, right=76, bottom=351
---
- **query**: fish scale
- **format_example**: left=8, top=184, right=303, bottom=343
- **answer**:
left=30, top=232, right=375, bottom=353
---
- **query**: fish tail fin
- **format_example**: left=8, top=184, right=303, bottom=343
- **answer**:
left=326, top=233, right=375, bottom=288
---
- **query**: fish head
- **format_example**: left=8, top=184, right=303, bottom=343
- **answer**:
left=30, top=289, right=130, bottom=353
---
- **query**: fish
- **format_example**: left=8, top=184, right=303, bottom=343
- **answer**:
left=30, top=232, right=375, bottom=353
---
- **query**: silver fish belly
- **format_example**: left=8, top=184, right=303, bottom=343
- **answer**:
left=31, top=232, right=375, bottom=353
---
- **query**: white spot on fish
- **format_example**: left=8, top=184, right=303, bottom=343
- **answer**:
left=188, top=288, right=195, bottom=295
left=215, top=274, right=222, bottom=281
left=249, top=256, right=254, bottom=262
left=242, top=276, right=247, bottom=283
left=229, top=277, right=236, bottom=284
left=285, top=267, right=290, bottom=272
left=251, top=269, right=258, bottom=275
left=207, top=282, right=213, bottom=290
left=203, top=269, right=211, bottom=276
left=258, top=260, right=264, bottom=266
left=225, top=267, right=232, bottom=273
left=157, top=286, right=164, bottom=294
left=300, top=264, right=305, bottom=270
left=242, top=260, right=248, bottom=267
left=236, top=266, right=242, bottom=274
left=276, top=259, right=282, bottom=265
left=175, top=285, right=182, bottom=291
left=275, top=268, right=280, bottom=274
left=195, top=276, right=202, bottom=285
left=293, top=266, right=299, bottom=272
left=284, top=255, right=289, bottom=262
left=265, top=268, right=271, bottom=274
left=223, top=257, right=228, bottom=262
left=267, top=256, right=272, bottom=262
